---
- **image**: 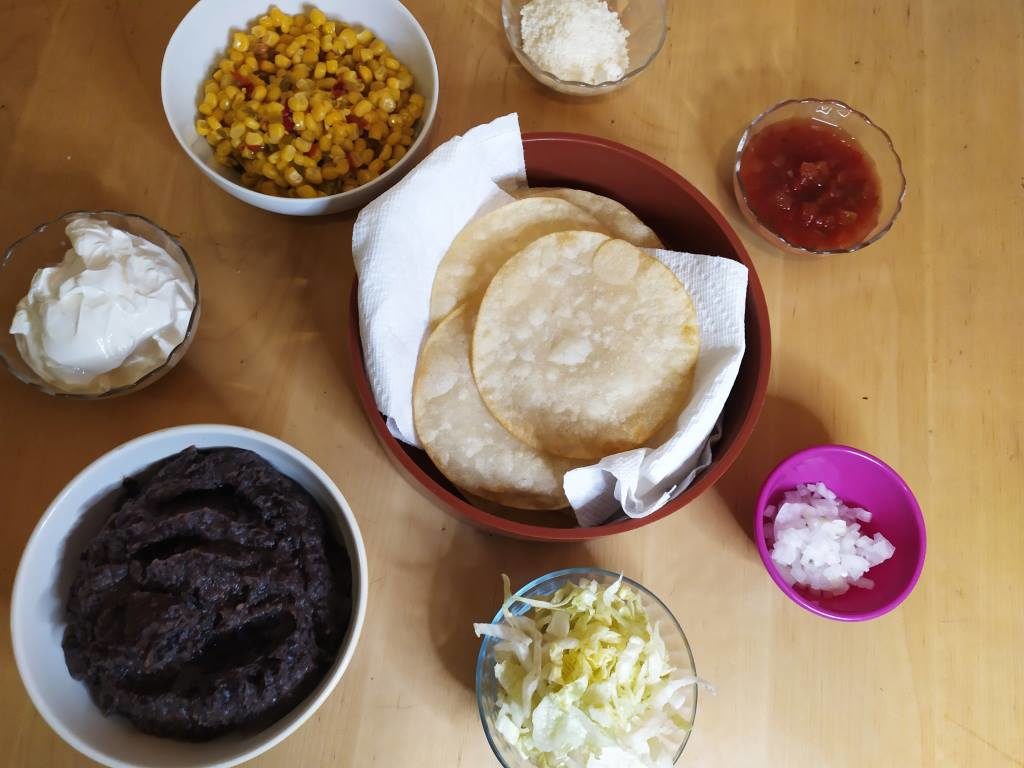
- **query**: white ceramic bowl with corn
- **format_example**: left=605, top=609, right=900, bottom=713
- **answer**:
left=161, top=0, right=438, bottom=215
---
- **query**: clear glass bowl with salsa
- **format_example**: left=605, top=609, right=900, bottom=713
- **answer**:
left=734, top=99, right=906, bottom=255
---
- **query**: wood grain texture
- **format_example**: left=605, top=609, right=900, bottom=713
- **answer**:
left=1, top=1, right=1021, bottom=766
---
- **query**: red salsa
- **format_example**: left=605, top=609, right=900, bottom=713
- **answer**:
left=738, top=117, right=882, bottom=251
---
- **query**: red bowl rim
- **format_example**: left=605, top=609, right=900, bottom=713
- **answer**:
left=346, top=131, right=772, bottom=541
left=753, top=444, right=927, bottom=621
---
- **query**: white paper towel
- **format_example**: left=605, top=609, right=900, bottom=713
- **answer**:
left=353, top=114, right=748, bottom=526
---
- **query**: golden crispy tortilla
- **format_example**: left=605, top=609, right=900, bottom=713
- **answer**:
left=513, top=186, right=664, bottom=249
left=472, top=233, right=700, bottom=460
left=413, top=304, right=580, bottom=510
left=428, top=197, right=605, bottom=325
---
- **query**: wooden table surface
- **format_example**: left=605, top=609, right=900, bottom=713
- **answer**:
left=2, top=1, right=1022, bottom=766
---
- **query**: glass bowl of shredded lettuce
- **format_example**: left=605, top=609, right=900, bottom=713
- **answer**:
left=474, top=568, right=703, bottom=768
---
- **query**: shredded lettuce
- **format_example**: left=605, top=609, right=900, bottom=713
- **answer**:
left=474, top=575, right=710, bottom=768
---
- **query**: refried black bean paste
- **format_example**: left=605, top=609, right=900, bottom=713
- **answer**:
left=62, top=446, right=352, bottom=740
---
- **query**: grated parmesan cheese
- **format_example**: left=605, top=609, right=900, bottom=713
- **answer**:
left=520, top=0, right=630, bottom=85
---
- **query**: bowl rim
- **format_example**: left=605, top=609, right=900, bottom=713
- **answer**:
left=753, top=443, right=927, bottom=622
left=10, top=424, right=369, bottom=768
left=500, top=0, right=668, bottom=90
left=159, top=0, right=440, bottom=210
left=733, top=97, right=908, bottom=255
left=0, top=210, right=201, bottom=399
left=346, top=130, right=772, bottom=541
left=473, top=567, right=697, bottom=766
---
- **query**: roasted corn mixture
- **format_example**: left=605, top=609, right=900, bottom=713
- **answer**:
left=195, top=5, right=425, bottom=198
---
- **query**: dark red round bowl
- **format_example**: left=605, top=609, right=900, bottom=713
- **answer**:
left=347, top=132, right=772, bottom=541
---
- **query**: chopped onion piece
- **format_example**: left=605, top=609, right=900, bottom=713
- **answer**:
left=764, top=483, right=896, bottom=596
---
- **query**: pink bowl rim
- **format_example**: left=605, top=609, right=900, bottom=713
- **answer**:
left=754, top=444, right=926, bottom=622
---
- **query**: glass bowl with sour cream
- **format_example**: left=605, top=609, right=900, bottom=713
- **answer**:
left=0, top=211, right=200, bottom=399
left=502, top=0, right=667, bottom=96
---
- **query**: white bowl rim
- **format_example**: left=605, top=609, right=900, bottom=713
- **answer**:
left=159, top=0, right=440, bottom=213
left=10, top=424, right=369, bottom=768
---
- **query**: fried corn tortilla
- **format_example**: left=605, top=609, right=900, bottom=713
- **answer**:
left=472, top=233, right=700, bottom=460
left=413, top=304, right=579, bottom=510
left=513, top=186, right=664, bottom=249
left=428, top=197, right=604, bottom=325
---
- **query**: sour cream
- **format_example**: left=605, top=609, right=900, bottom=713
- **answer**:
left=9, top=217, right=195, bottom=395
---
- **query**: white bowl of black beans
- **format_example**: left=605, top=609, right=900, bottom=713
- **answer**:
left=11, top=425, right=368, bottom=768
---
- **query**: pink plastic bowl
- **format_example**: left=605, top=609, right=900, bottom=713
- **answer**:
left=755, top=445, right=926, bottom=621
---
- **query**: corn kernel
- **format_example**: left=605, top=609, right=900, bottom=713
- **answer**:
left=293, top=137, right=313, bottom=153
left=196, top=119, right=211, bottom=136
left=340, top=27, right=358, bottom=49
left=296, top=184, right=317, bottom=198
left=369, top=39, right=387, bottom=56
left=312, top=61, right=327, bottom=80
left=287, top=92, right=309, bottom=112
left=304, top=166, right=323, bottom=184
left=274, top=53, right=291, bottom=68
left=269, top=6, right=289, bottom=25
left=281, top=144, right=297, bottom=162
left=322, top=165, right=340, bottom=180
left=355, top=28, right=373, bottom=44
left=284, top=166, right=304, bottom=186
left=292, top=111, right=307, bottom=130
left=356, top=168, right=372, bottom=184
left=309, top=8, right=326, bottom=26
left=311, top=101, right=330, bottom=122
left=393, top=145, right=406, bottom=160
left=353, top=99, right=373, bottom=117
left=245, top=131, right=263, bottom=146
left=368, top=122, right=385, bottom=141
left=265, top=122, right=285, bottom=143
left=368, top=158, right=384, bottom=174
left=261, top=162, right=279, bottom=179
left=258, top=180, right=278, bottom=195
left=326, top=59, right=340, bottom=74
left=384, top=57, right=400, bottom=72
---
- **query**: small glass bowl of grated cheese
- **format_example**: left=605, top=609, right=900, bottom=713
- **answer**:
left=502, top=0, right=667, bottom=95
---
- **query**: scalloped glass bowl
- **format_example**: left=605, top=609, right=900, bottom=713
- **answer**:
left=475, top=568, right=698, bottom=767
left=501, top=0, right=667, bottom=96
left=734, top=98, right=907, bottom=255
left=0, top=211, right=200, bottom=399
